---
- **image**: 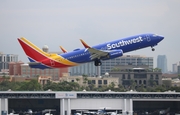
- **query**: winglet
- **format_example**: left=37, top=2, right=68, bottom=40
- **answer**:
left=59, top=46, right=68, bottom=53
left=80, top=39, right=91, bottom=48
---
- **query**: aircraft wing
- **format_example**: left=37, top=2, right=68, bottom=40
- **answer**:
left=80, top=39, right=109, bottom=60
left=80, top=39, right=123, bottom=60
left=88, top=48, right=109, bottom=60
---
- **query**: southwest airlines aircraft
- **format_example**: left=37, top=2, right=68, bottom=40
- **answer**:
left=18, top=33, right=164, bottom=69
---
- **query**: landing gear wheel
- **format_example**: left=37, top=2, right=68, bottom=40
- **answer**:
left=94, top=60, right=102, bottom=66
left=152, top=48, right=155, bottom=51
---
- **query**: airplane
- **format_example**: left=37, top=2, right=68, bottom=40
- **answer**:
left=17, top=33, right=164, bottom=69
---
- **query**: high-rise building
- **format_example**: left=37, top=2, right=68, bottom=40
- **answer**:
left=69, top=55, right=153, bottom=76
left=178, top=65, right=180, bottom=74
left=157, top=55, right=168, bottom=73
left=172, top=63, right=178, bottom=73
left=0, top=52, right=18, bottom=71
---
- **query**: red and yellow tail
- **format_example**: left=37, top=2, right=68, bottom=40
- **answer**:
left=18, top=37, right=78, bottom=68
left=18, top=37, right=50, bottom=62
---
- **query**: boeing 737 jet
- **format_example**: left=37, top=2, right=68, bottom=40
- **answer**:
left=18, top=33, right=164, bottom=69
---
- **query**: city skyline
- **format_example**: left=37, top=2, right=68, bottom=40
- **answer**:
left=70, top=55, right=154, bottom=76
left=0, top=1, right=180, bottom=71
left=0, top=41, right=178, bottom=72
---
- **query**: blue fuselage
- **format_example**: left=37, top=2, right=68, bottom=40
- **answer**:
left=60, top=33, right=164, bottom=64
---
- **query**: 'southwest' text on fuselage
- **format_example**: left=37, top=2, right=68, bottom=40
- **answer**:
left=107, top=36, right=143, bottom=50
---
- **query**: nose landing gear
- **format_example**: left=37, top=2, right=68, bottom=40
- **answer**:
left=151, top=47, right=155, bottom=51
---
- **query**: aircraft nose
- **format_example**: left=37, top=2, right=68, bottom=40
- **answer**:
left=158, top=35, right=164, bottom=41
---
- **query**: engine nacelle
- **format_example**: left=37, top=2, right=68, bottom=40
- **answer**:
left=107, top=49, right=123, bottom=59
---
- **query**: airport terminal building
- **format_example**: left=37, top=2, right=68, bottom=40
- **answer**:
left=0, top=91, right=180, bottom=115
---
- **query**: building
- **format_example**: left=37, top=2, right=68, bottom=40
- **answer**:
left=162, top=73, right=178, bottom=78
left=69, top=55, right=153, bottom=76
left=60, top=76, right=119, bottom=88
left=162, top=78, right=172, bottom=87
left=157, top=55, right=168, bottom=73
left=9, top=61, right=24, bottom=75
left=172, top=63, right=178, bottom=73
left=109, top=65, right=162, bottom=88
left=8, top=62, right=68, bottom=80
left=11, top=76, right=37, bottom=82
left=20, top=64, right=68, bottom=80
left=178, top=65, right=180, bottom=74
left=1, top=91, right=180, bottom=115
left=38, top=76, right=52, bottom=86
left=0, top=52, right=18, bottom=71
left=101, top=55, right=153, bottom=75
left=162, top=77, right=180, bottom=87
left=69, top=62, right=97, bottom=76
left=173, top=62, right=180, bottom=74
left=171, top=78, right=180, bottom=87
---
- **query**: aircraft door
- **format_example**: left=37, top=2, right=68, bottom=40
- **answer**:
left=146, top=35, right=151, bottom=42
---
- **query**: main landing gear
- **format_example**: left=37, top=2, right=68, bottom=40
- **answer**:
left=94, top=59, right=102, bottom=66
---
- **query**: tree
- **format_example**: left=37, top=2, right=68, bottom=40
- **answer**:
left=43, top=82, right=59, bottom=91
left=148, top=79, right=155, bottom=87
left=18, top=79, right=42, bottom=91
left=83, top=77, right=88, bottom=87
left=153, top=68, right=161, bottom=72
left=154, top=85, right=166, bottom=92
left=76, top=78, right=80, bottom=83
left=69, top=82, right=80, bottom=91
left=118, top=84, right=125, bottom=92
left=136, top=84, right=146, bottom=92
left=108, top=82, right=115, bottom=90
left=130, top=80, right=136, bottom=91
left=0, top=81, right=12, bottom=91
left=98, top=85, right=109, bottom=92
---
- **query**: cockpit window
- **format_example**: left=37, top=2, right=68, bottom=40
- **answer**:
left=153, top=34, right=158, bottom=37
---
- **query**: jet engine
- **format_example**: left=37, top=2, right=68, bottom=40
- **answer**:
left=107, top=49, right=123, bottom=59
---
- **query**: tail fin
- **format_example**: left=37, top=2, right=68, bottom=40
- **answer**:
left=17, top=37, right=50, bottom=62
left=59, top=46, right=68, bottom=53
left=18, top=37, right=78, bottom=68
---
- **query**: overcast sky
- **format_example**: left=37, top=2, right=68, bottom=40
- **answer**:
left=0, top=0, right=180, bottom=71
